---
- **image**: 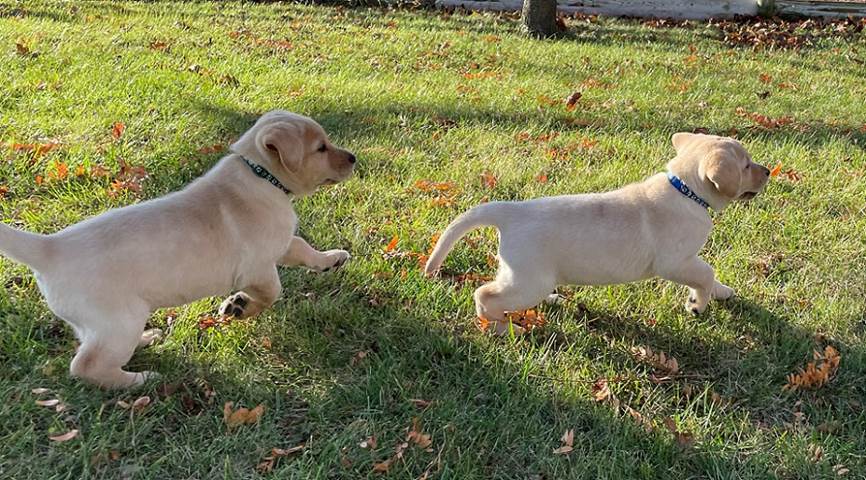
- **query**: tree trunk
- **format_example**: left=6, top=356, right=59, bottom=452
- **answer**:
left=521, top=0, right=558, bottom=38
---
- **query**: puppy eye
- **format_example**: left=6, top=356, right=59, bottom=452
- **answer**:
left=744, top=164, right=750, bottom=170
left=317, top=144, right=327, bottom=152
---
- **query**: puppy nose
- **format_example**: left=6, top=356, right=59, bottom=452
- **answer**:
left=761, top=165, right=770, bottom=176
left=347, top=154, right=356, bottom=165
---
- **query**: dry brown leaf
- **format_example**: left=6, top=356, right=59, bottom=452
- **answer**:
left=480, top=171, right=497, bottom=189
left=409, top=398, right=432, bottom=409
left=49, top=429, right=78, bottom=442
left=565, top=91, right=582, bottom=111
left=350, top=350, right=368, bottom=366
left=591, top=378, right=611, bottom=402
left=631, top=345, right=680, bottom=374
left=783, top=345, right=840, bottom=391
left=197, top=143, right=225, bottom=154
left=662, top=417, right=694, bottom=449
left=553, top=428, right=574, bottom=454
left=407, top=417, right=432, bottom=450
left=16, top=41, right=30, bottom=56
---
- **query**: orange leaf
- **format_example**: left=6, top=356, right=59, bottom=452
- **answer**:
left=74, top=165, right=87, bottom=177
left=769, top=162, right=783, bottom=177
left=759, top=73, right=772, bottom=84
left=197, top=143, right=225, bottom=154
left=0, top=185, right=7, bottom=199
left=49, top=429, right=79, bottom=442
left=384, top=235, right=399, bottom=253
left=536, top=173, right=548, bottom=184
left=112, top=122, right=125, bottom=140
left=35, top=175, right=43, bottom=186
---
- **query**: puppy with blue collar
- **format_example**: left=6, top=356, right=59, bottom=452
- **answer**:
left=0, top=110, right=356, bottom=388
left=425, top=133, right=770, bottom=335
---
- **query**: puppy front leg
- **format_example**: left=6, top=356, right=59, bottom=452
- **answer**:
left=660, top=257, right=718, bottom=315
left=279, top=236, right=349, bottom=272
left=219, top=267, right=281, bottom=319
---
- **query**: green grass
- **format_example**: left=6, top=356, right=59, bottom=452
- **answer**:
left=1, top=1, right=865, bottom=478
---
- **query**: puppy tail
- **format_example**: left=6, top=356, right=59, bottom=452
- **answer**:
left=424, top=202, right=507, bottom=276
left=0, top=222, right=52, bottom=271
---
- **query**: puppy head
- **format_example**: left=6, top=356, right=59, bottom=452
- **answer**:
left=669, top=132, right=769, bottom=206
left=231, top=110, right=356, bottom=196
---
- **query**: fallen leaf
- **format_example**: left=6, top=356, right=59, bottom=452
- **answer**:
left=35, top=175, right=44, bottom=185
left=15, top=41, right=30, bottom=56
left=31, top=387, right=50, bottom=395
left=784, top=345, right=840, bottom=391
left=662, top=417, right=694, bottom=448
left=372, top=459, right=392, bottom=473
left=759, top=73, right=773, bottom=84
left=591, top=378, right=611, bottom=402
left=149, top=40, right=168, bottom=51
left=409, top=398, right=431, bottom=409
left=112, top=122, right=125, bottom=140
left=770, top=162, right=783, bottom=177
left=350, top=350, right=368, bottom=366
left=480, top=171, right=497, bottom=189
left=553, top=428, right=574, bottom=454
left=631, top=345, right=680, bottom=374
left=565, top=91, right=582, bottom=111
left=223, top=401, right=265, bottom=428
left=384, top=235, right=399, bottom=253
left=197, top=143, right=224, bottom=154
left=49, top=429, right=78, bottom=442
left=35, top=399, right=61, bottom=407
left=407, top=417, right=432, bottom=449
left=131, top=395, right=151, bottom=411
left=9, top=142, right=60, bottom=156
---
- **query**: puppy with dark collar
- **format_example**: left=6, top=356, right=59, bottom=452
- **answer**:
left=0, top=110, right=355, bottom=388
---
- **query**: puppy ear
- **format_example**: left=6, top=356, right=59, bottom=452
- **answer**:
left=259, top=122, right=302, bottom=172
left=671, top=132, right=699, bottom=152
left=699, top=149, right=741, bottom=199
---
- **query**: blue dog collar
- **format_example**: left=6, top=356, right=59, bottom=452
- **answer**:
left=666, top=172, right=710, bottom=210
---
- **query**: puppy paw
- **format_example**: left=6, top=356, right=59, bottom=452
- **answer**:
left=219, top=292, right=252, bottom=318
left=319, top=249, right=350, bottom=272
left=713, top=283, right=735, bottom=301
left=138, top=328, right=164, bottom=348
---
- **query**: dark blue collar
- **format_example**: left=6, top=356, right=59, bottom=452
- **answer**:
left=240, top=156, right=293, bottom=196
left=666, top=172, right=710, bottom=210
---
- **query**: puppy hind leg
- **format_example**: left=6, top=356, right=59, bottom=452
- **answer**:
left=474, top=279, right=553, bottom=336
left=70, top=331, right=157, bottom=389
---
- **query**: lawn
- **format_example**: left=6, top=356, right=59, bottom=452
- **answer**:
left=1, top=1, right=865, bottom=478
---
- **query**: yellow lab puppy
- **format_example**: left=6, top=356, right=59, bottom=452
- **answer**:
left=425, top=133, right=770, bottom=334
left=0, top=110, right=356, bottom=388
